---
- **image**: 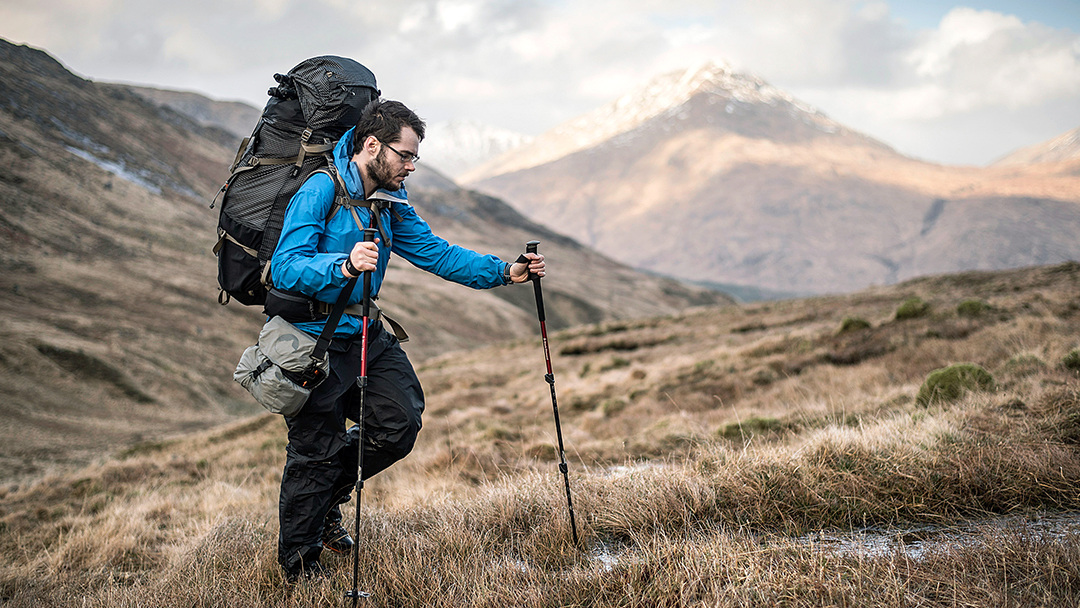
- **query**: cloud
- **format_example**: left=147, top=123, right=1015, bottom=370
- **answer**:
left=902, top=8, right=1080, bottom=115
left=1, top=0, right=1077, bottom=163
left=789, top=6, right=1080, bottom=163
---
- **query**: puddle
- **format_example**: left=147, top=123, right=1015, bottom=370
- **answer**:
left=589, top=546, right=622, bottom=572
left=795, top=512, right=1080, bottom=560
left=603, top=462, right=669, bottom=479
left=581, top=512, right=1080, bottom=570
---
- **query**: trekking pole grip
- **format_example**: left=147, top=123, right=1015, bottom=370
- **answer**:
left=515, top=240, right=542, bottom=280
left=517, top=240, right=545, bottom=322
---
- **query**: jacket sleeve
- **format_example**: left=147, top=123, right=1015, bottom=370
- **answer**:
left=270, top=173, right=352, bottom=301
left=390, top=203, right=509, bottom=289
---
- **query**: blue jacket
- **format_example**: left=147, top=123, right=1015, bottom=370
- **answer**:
left=271, top=127, right=510, bottom=338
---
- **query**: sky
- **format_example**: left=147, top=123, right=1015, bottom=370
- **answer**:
left=2, top=0, right=1079, bottom=166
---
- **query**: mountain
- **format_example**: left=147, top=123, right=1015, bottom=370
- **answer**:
left=124, top=86, right=263, bottom=140
left=464, top=62, right=1080, bottom=294
left=421, top=119, right=533, bottom=179
left=992, top=126, right=1080, bottom=166
left=461, top=60, right=882, bottom=183
left=0, top=39, right=724, bottom=482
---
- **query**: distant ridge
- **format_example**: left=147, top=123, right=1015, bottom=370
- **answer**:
left=423, top=119, right=533, bottom=179
left=124, top=86, right=262, bottom=140
left=992, top=126, right=1080, bottom=166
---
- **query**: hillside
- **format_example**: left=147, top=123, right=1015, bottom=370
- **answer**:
left=992, top=126, right=1080, bottom=166
left=3, top=262, right=1080, bottom=606
left=124, top=85, right=263, bottom=140
left=465, top=63, right=1080, bottom=295
left=0, top=39, right=723, bottom=482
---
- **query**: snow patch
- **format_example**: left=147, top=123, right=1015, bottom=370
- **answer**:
left=65, top=146, right=163, bottom=195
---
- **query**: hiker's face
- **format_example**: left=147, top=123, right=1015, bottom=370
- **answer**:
left=371, top=127, right=419, bottom=191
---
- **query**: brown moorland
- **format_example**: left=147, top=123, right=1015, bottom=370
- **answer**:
left=3, top=262, right=1080, bottom=606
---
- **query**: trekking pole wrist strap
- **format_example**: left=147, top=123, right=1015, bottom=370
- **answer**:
left=344, top=257, right=360, bottom=278
left=514, top=254, right=535, bottom=282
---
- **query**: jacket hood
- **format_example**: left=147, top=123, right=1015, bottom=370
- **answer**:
left=334, top=127, right=408, bottom=202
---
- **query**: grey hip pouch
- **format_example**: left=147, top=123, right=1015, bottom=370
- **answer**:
left=234, top=316, right=330, bottom=417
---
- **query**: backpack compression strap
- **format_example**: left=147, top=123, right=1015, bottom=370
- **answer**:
left=210, top=139, right=337, bottom=209
left=230, top=136, right=337, bottom=172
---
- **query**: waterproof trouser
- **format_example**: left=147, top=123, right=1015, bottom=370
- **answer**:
left=277, top=320, right=424, bottom=576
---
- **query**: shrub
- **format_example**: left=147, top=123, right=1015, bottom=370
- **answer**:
left=895, top=296, right=930, bottom=320
left=916, top=363, right=995, bottom=407
left=957, top=299, right=991, bottom=318
left=1000, top=354, right=1047, bottom=379
left=1063, top=349, right=1080, bottom=373
left=838, top=316, right=871, bottom=334
left=751, top=368, right=775, bottom=386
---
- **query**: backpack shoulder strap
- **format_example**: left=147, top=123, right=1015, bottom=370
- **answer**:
left=315, top=164, right=392, bottom=247
left=309, top=167, right=352, bottom=222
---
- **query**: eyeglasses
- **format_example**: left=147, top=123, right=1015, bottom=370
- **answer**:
left=377, top=139, right=419, bottom=164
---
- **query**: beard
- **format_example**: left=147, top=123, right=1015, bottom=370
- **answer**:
left=369, top=148, right=405, bottom=192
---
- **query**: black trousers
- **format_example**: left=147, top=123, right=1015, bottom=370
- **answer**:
left=277, top=320, right=424, bottom=575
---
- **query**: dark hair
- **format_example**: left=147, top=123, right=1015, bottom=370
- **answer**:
left=353, top=99, right=426, bottom=151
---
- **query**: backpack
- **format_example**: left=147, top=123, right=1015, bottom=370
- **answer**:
left=212, top=56, right=380, bottom=306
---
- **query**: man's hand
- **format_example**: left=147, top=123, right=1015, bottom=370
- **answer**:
left=510, top=253, right=545, bottom=283
left=342, top=239, right=380, bottom=278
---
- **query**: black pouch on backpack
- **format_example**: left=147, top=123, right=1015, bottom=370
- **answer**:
left=216, top=212, right=266, bottom=306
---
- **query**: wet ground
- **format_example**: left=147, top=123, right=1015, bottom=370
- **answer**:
left=794, top=511, right=1080, bottom=560
left=583, top=511, right=1080, bottom=570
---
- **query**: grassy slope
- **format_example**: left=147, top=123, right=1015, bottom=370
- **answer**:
left=4, top=263, right=1080, bottom=606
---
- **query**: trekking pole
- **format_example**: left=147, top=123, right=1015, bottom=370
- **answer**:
left=346, top=228, right=377, bottom=606
left=518, top=240, right=580, bottom=546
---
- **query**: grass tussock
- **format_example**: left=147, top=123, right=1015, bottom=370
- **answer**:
left=895, top=296, right=930, bottom=320
left=915, top=363, right=995, bottom=407
left=6, top=263, right=1080, bottom=606
left=837, top=316, right=871, bottom=334
left=1063, top=348, right=1080, bottom=373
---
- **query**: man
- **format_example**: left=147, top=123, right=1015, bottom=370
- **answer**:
left=269, top=99, right=545, bottom=580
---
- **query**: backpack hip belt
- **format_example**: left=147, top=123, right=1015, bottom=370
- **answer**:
left=264, top=288, right=409, bottom=343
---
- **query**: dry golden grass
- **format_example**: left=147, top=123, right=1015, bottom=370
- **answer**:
left=4, top=263, right=1080, bottom=606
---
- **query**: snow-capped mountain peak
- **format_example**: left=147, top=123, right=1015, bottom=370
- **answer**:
left=463, top=61, right=841, bottom=181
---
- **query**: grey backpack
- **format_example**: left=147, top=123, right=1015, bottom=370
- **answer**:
left=212, top=56, right=379, bottom=306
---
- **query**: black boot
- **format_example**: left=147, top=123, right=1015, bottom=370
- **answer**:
left=284, top=559, right=328, bottom=583
left=321, top=504, right=355, bottom=554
